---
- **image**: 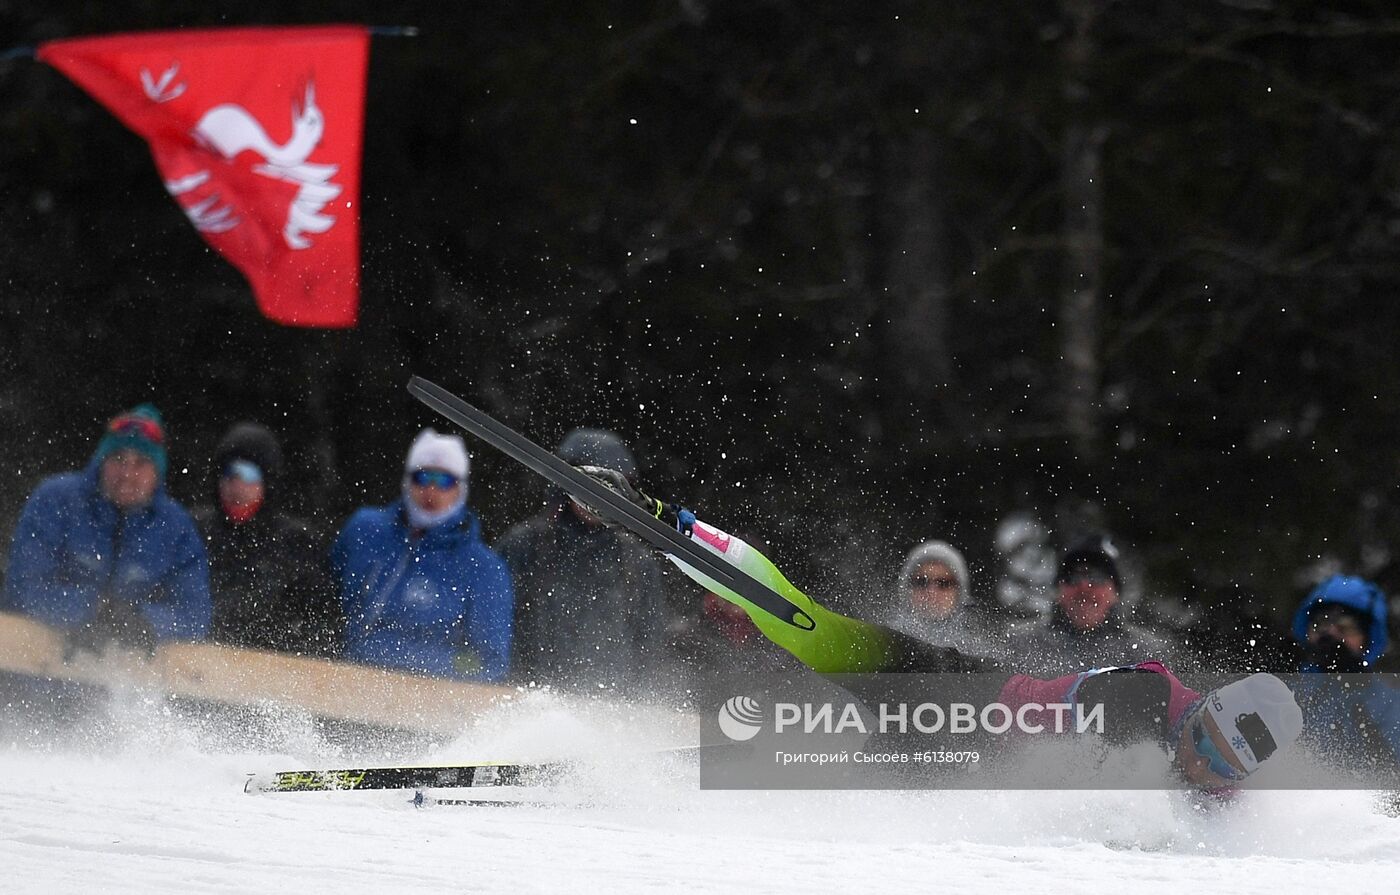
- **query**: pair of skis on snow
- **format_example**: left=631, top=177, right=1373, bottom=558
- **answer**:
left=246, top=760, right=549, bottom=794
left=248, top=376, right=794, bottom=799
left=247, top=744, right=743, bottom=797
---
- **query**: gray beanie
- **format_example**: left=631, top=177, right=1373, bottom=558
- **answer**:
left=898, top=540, right=972, bottom=606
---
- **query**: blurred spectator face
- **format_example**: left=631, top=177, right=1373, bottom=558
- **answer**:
left=219, top=459, right=265, bottom=522
left=1057, top=565, right=1119, bottom=631
left=101, top=449, right=159, bottom=510
left=908, top=561, right=961, bottom=620
left=407, top=467, right=461, bottom=513
left=1306, top=606, right=1368, bottom=658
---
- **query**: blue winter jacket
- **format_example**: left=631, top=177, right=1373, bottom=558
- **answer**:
left=1293, top=675, right=1400, bottom=766
left=330, top=500, right=513, bottom=681
left=1291, top=574, right=1400, bottom=765
left=3, top=463, right=211, bottom=640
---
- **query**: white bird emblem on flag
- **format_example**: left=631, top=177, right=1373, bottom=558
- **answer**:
left=163, top=81, right=342, bottom=250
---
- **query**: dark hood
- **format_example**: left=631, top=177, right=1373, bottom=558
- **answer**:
left=1057, top=534, right=1122, bottom=589
left=557, top=428, right=636, bottom=476
left=214, top=422, right=284, bottom=504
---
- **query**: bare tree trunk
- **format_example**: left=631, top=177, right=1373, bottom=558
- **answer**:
left=880, top=128, right=954, bottom=427
left=1059, top=0, right=1109, bottom=459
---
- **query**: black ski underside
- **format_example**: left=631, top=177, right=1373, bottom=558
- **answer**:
left=407, top=376, right=815, bottom=629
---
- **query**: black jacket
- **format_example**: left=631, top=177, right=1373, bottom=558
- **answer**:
left=497, top=504, right=672, bottom=693
left=194, top=423, right=341, bottom=657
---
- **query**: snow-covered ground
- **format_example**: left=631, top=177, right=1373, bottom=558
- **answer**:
left=3, top=691, right=1396, bottom=894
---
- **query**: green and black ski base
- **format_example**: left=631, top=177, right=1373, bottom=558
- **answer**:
left=246, top=760, right=561, bottom=793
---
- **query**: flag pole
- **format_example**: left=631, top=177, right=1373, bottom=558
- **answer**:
left=2, top=26, right=417, bottom=58
left=8, top=25, right=414, bottom=57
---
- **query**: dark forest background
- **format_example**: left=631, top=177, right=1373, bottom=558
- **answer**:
left=4, top=1, right=1400, bottom=638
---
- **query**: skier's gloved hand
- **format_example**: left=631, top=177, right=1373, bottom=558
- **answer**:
left=575, top=465, right=656, bottom=513
left=1074, top=668, right=1172, bottom=745
left=574, top=465, right=694, bottom=535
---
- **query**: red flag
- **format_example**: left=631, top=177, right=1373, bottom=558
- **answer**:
left=39, top=26, right=368, bottom=328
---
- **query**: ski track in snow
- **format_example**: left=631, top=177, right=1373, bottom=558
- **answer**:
left=2, top=696, right=1397, bottom=894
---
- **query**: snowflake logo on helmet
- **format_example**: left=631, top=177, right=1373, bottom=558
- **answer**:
left=1232, top=735, right=1248, bottom=752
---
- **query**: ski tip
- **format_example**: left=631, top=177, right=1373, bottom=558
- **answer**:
left=244, top=773, right=273, bottom=794
left=407, top=375, right=451, bottom=405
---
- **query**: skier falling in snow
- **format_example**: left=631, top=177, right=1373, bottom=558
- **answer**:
left=578, top=466, right=1304, bottom=791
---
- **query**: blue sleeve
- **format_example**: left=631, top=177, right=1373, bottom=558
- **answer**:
left=330, top=512, right=365, bottom=620
left=467, top=551, right=514, bottom=682
left=4, top=479, right=91, bottom=627
left=1362, top=681, right=1400, bottom=764
left=140, top=511, right=211, bottom=641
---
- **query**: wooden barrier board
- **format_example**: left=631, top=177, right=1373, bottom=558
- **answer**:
left=0, top=612, right=699, bottom=740
left=0, top=611, right=513, bottom=735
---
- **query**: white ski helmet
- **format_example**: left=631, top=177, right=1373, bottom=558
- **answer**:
left=1204, top=673, right=1304, bottom=774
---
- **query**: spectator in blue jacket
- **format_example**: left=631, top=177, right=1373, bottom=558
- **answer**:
left=1293, top=574, right=1389, bottom=673
left=3, top=404, right=211, bottom=653
left=331, top=428, right=513, bottom=681
left=1291, top=574, right=1400, bottom=774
